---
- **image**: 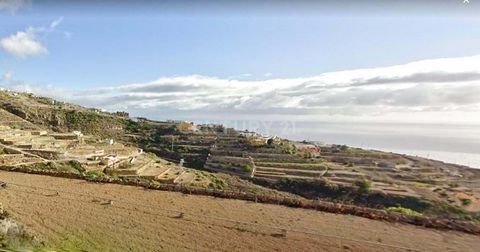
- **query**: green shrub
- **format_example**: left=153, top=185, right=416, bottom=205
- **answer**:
left=30, top=162, right=56, bottom=171
left=242, top=164, right=253, bottom=173
left=386, top=206, right=423, bottom=217
left=460, top=198, right=472, bottom=206
left=68, top=160, right=86, bottom=173
left=86, top=170, right=105, bottom=179
left=354, top=179, right=371, bottom=192
left=209, top=176, right=227, bottom=190
left=125, top=120, right=138, bottom=132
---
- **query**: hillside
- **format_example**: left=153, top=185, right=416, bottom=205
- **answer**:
left=130, top=117, right=480, bottom=220
left=1, top=89, right=480, bottom=247
left=0, top=90, right=128, bottom=138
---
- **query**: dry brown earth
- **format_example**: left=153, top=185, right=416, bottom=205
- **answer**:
left=0, top=170, right=479, bottom=252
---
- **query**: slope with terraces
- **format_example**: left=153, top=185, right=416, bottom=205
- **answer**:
left=2, top=89, right=480, bottom=218
left=0, top=125, right=210, bottom=187
left=189, top=128, right=480, bottom=214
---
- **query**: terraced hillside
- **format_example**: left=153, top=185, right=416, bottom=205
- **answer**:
left=1, top=89, right=479, bottom=221
left=127, top=119, right=218, bottom=169
left=0, top=125, right=216, bottom=188
left=125, top=117, right=480, bottom=219
left=139, top=123, right=476, bottom=216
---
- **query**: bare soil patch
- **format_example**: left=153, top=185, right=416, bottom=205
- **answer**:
left=0, top=171, right=478, bottom=251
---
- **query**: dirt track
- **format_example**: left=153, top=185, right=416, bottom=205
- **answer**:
left=0, top=170, right=479, bottom=251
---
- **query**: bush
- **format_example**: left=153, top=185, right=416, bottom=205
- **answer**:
left=209, top=176, right=227, bottom=190
left=242, top=164, right=253, bottom=173
left=460, top=198, right=472, bottom=206
left=68, top=160, right=86, bottom=173
left=386, top=206, right=423, bottom=217
left=125, top=119, right=141, bottom=133
left=86, top=170, right=105, bottom=179
left=354, top=179, right=371, bottom=192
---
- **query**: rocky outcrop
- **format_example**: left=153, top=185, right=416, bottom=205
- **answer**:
left=0, top=103, right=28, bottom=120
left=0, top=203, right=22, bottom=239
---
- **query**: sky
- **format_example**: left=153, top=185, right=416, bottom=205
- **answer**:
left=1, top=0, right=480, bottom=124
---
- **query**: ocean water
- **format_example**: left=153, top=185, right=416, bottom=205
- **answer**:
left=226, top=121, right=480, bottom=169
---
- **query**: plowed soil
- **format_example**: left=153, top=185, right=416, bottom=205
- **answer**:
left=0, top=170, right=479, bottom=251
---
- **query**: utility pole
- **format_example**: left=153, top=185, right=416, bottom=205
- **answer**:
left=171, top=135, right=174, bottom=152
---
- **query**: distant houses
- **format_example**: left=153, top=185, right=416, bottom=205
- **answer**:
left=293, top=142, right=321, bottom=157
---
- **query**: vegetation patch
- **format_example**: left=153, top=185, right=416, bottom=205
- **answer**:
left=354, top=179, right=371, bottom=193
left=85, top=170, right=106, bottom=180
left=386, top=206, right=423, bottom=217
left=65, top=111, right=125, bottom=137
left=460, top=198, right=472, bottom=206
left=242, top=164, right=253, bottom=173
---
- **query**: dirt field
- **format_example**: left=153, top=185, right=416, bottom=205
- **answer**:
left=0, top=171, right=479, bottom=252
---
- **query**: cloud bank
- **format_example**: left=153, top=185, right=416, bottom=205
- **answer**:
left=3, top=55, right=480, bottom=123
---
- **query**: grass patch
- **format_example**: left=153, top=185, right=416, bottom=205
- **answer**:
left=85, top=170, right=105, bottom=179
left=26, top=161, right=84, bottom=174
left=208, top=175, right=227, bottom=190
left=386, top=206, right=423, bottom=217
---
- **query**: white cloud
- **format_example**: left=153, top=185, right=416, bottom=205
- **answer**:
left=50, top=16, right=64, bottom=29
left=0, top=28, right=48, bottom=58
left=0, top=0, right=30, bottom=14
left=0, top=17, right=64, bottom=59
left=3, top=55, right=480, bottom=124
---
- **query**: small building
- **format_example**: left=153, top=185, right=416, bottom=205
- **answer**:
left=239, top=131, right=257, bottom=138
left=31, top=130, right=48, bottom=136
left=294, top=142, right=321, bottom=157
left=87, top=150, right=106, bottom=161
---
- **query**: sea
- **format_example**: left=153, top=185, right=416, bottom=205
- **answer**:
left=222, top=121, right=480, bottom=169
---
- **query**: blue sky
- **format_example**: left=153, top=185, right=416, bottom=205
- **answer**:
left=1, top=0, right=480, bottom=86
left=1, top=0, right=480, bottom=124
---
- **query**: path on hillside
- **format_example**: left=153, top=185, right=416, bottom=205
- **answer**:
left=0, top=170, right=478, bottom=251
